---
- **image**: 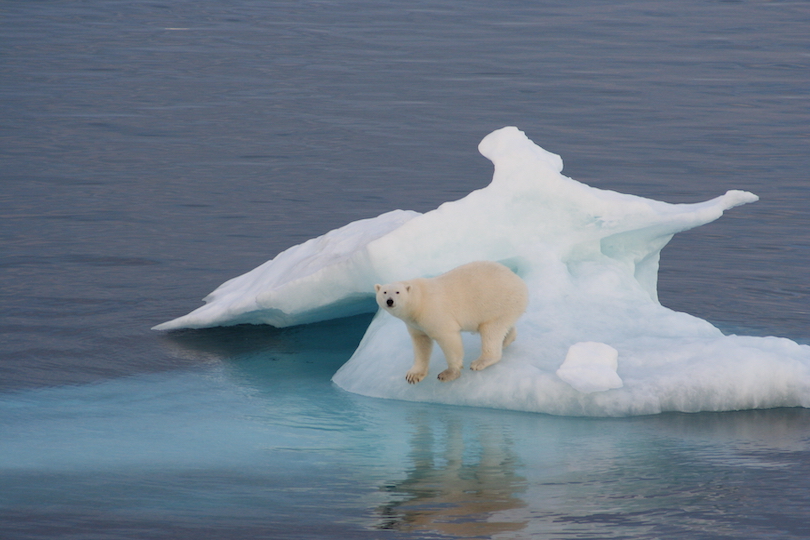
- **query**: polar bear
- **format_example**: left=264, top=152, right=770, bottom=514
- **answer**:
left=375, top=261, right=528, bottom=384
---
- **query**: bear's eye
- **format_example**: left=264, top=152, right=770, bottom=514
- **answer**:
left=395, top=291, right=399, bottom=294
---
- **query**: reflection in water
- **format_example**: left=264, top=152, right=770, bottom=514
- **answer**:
left=378, top=408, right=528, bottom=538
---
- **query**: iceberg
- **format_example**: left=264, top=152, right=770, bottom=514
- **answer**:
left=156, top=127, right=810, bottom=416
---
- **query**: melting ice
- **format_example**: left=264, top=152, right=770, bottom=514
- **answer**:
left=155, top=127, right=810, bottom=416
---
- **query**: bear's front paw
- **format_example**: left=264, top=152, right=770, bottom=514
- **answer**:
left=437, top=368, right=461, bottom=382
left=405, top=369, right=427, bottom=384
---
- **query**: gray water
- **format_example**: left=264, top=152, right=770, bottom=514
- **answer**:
left=2, top=1, right=810, bottom=538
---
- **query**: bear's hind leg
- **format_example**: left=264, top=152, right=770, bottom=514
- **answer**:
left=503, top=326, right=517, bottom=348
left=470, top=323, right=508, bottom=372
left=435, top=331, right=464, bottom=382
left=406, top=328, right=433, bottom=384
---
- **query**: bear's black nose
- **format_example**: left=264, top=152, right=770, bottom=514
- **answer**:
left=386, top=298, right=394, bottom=307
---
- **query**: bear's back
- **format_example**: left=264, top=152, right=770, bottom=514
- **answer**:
left=428, top=261, right=527, bottom=328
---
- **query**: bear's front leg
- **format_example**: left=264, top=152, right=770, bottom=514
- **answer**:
left=405, top=327, right=433, bottom=384
left=435, top=331, right=464, bottom=382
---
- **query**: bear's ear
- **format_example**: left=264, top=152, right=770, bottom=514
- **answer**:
left=374, top=284, right=381, bottom=293
left=405, top=285, right=411, bottom=292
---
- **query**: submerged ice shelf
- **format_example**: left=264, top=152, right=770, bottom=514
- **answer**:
left=156, top=127, right=810, bottom=416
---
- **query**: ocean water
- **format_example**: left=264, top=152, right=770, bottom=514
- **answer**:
left=2, top=0, right=809, bottom=538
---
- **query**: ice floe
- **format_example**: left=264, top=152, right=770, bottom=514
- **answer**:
left=156, top=127, right=810, bottom=416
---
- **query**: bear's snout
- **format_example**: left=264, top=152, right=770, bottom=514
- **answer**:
left=386, top=298, right=394, bottom=307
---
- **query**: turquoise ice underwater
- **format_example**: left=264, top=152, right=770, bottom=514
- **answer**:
left=7, top=333, right=809, bottom=537
left=156, top=127, right=810, bottom=417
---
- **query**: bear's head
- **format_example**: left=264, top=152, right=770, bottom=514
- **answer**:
left=375, top=282, right=411, bottom=317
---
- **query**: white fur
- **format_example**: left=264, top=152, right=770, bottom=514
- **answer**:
left=375, top=261, right=528, bottom=384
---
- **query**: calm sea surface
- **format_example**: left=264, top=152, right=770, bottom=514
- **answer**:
left=2, top=1, right=809, bottom=538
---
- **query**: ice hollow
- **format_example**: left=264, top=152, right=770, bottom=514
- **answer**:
left=156, top=127, right=810, bottom=416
